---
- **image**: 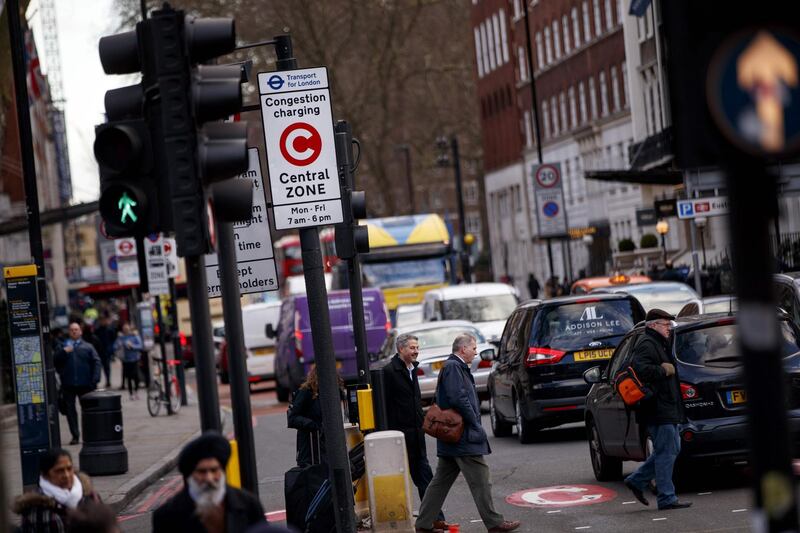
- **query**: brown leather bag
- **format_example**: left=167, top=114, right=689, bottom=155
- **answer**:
left=423, top=368, right=464, bottom=443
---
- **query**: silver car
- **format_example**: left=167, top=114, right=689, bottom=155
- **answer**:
left=379, top=320, right=496, bottom=403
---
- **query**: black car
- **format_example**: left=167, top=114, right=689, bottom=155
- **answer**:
left=775, top=272, right=800, bottom=327
left=583, top=313, right=800, bottom=481
left=488, top=294, right=646, bottom=443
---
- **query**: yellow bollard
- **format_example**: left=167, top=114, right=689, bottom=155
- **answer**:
left=226, top=439, right=241, bottom=489
left=357, top=387, right=376, bottom=431
left=364, top=430, right=413, bottom=531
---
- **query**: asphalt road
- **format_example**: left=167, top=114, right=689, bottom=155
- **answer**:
left=120, top=390, right=755, bottom=532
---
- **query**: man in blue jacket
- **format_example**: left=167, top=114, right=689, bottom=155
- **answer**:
left=55, top=322, right=102, bottom=444
left=415, top=333, right=520, bottom=533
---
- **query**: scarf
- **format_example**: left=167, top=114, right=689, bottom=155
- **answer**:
left=39, top=475, right=83, bottom=509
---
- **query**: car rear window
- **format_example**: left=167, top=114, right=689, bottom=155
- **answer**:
left=532, top=299, right=636, bottom=351
left=406, top=326, right=486, bottom=350
left=676, top=321, right=800, bottom=366
left=441, top=294, right=518, bottom=322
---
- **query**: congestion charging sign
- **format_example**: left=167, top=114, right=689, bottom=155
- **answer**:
left=258, top=67, right=344, bottom=230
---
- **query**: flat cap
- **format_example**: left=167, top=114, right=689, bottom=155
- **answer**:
left=178, top=431, right=231, bottom=477
left=645, top=308, right=675, bottom=322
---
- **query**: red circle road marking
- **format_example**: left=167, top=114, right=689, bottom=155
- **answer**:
left=506, top=484, right=617, bottom=508
left=279, top=122, right=322, bottom=166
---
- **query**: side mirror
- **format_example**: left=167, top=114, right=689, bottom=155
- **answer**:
left=480, top=348, right=495, bottom=362
left=265, top=323, right=276, bottom=339
left=583, top=366, right=602, bottom=385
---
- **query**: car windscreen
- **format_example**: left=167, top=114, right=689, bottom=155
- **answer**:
left=406, top=326, right=486, bottom=350
left=362, top=258, right=447, bottom=288
left=676, top=321, right=800, bottom=366
left=441, top=294, right=517, bottom=322
left=620, top=284, right=698, bottom=315
left=702, top=298, right=738, bottom=314
left=532, top=300, right=636, bottom=351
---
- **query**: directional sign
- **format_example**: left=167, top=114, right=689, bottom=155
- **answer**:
left=676, top=196, right=729, bottom=219
left=258, top=67, right=344, bottom=230
left=205, top=148, right=279, bottom=298
left=506, top=485, right=617, bottom=508
left=162, top=238, right=179, bottom=279
left=532, top=163, right=568, bottom=238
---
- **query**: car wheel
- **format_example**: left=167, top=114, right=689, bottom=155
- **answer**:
left=515, top=394, right=537, bottom=444
left=276, top=382, right=290, bottom=403
left=490, top=394, right=513, bottom=438
left=588, top=420, right=622, bottom=481
left=220, top=370, right=229, bottom=384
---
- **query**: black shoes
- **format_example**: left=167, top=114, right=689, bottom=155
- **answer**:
left=658, top=500, right=693, bottom=510
left=624, top=479, right=649, bottom=506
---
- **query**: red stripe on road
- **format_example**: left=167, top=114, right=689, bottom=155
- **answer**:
left=266, top=509, right=286, bottom=522
left=134, top=475, right=183, bottom=514
left=117, top=513, right=142, bottom=522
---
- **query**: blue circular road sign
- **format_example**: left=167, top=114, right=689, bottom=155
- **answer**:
left=543, top=201, right=559, bottom=217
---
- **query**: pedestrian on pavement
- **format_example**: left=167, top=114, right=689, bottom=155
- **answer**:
left=153, top=432, right=265, bottom=533
left=623, top=308, right=692, bottom=511
left=94, top=316, right=118, bottom=388
left=287, top=367, right=344, bottom=467
left=55, top=322, right=102, bottom=445
left=415, top=333, right=520, bottom=533
left=82, top=323, right=105, bottom=380
left=13, top=448, right=100, bottom=533
left=384, top=333, right=449, bottom=529
left=527, top=274, right=540, bottom=299
left=114, top=323, right=143, bottom=400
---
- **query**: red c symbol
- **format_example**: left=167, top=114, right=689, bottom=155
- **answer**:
left=280, top=122, right=322, bottom=166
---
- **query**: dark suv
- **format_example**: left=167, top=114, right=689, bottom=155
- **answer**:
left=583, top=313, right=800, bottom=481
left=488, top=294, right=646, bottom=443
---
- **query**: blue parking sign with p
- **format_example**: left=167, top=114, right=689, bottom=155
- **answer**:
left=679, top=202, right=694, bottom=217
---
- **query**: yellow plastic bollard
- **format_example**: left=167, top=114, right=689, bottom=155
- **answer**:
left=357, top=387, right=375, bottom=431
left=226, top=439, right=241, bottom=489
left=364, top=430, right=413, bottom=531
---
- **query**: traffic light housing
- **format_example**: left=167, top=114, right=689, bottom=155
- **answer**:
left=335, top=188, right=369, bottom=260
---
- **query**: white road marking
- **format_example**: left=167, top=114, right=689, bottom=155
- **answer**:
left=575, top=527, right=591, bottom=530
left=470, top=519, right=484, bottom=523
left=547, top=510, right=562, bottom=514
left=622, top=501, right=637, bottom=505
left=653, top=517, right=667, bottom=521
left=732, top=509, right=747, bottom=513
left=698, top=492, right=713, bottom=496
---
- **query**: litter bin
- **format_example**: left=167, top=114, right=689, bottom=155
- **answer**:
left=79, top=391, right=128, bottom=475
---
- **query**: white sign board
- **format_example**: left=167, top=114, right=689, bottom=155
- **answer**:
left=162, top=237, right=179, bottom=279
left=205, top=148, right=280, bottom=298
left=99, top=239, right=118, bottom=283
left=677, top=196, right=729, bottom=219
left=114, top=238, right=139, bottom=285
left=532, top=163, right=568, bottom=237
left=144, top=234, right=170, bottom=296
left=258, top=67, right=343, bottom=230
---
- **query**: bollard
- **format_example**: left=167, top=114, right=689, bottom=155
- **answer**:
left=226, top=439, right=242, bottom=489
left=364, top=430, right=413, bottom=531
left=369, top=367, right=389, bottom=430
left=79, top=391, right=128, bottom=475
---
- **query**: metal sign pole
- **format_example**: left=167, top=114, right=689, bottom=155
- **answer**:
left=154, top=296, right=172, bottom=414
left=168, top=278, right=188, bottom=406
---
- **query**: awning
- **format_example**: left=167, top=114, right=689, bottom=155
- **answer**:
left=77, top=282, right=138, bottom=295
left=585, top=169, right=683, bottom=186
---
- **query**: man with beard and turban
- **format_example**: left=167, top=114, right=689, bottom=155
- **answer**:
left=152, top=432, right=265, bottom=533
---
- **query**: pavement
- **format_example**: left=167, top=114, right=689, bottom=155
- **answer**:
left=2, top=358, right=208, bottom=516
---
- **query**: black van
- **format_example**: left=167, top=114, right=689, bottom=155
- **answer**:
left=488, top=294, right=646, bottom=443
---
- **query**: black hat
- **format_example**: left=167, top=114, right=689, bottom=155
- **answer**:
left=178, top=432, right=231, bottom=478
left=645, top=308, right=675, bottom=322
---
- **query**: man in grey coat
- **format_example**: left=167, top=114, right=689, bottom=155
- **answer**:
left=415, top=333, right=520, bottom=533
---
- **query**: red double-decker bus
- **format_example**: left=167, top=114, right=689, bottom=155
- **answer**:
left=274, top=228, right=338, bottom=280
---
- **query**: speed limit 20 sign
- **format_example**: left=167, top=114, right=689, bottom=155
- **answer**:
left=258, top=67, right=344, bottom=230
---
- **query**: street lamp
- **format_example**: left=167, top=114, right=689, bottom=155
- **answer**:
left=694, top=216, right=708, bottom=269
left=656, top=219, right=669, bottom=265
left=436, top=135, right=470, bottom=283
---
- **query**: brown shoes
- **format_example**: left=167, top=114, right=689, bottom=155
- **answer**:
left=488, top=520, right=521, bottom=532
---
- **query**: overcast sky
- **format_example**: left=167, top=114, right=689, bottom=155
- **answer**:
left=27, top=0, right=129, bottom=203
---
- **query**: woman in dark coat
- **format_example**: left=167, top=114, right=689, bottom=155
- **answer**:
left=287, top=367, right=345, bottom=467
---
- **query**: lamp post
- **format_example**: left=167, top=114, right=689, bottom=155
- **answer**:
left=656, top=219, right=669, bottom=265
left=695, top=216, right=708, bottom=269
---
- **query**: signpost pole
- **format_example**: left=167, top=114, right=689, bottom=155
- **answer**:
left=451, top=136, right=471, bottom=283
left=153, top=296, right=172, bottom=414
left=167, top=278, right=188, bottom=406
left=270, top=36, right=356, bottom=532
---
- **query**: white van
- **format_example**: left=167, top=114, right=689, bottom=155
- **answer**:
left=240, top=301, right=282, bottom=383
left=421, top=283, right=519, bottom=344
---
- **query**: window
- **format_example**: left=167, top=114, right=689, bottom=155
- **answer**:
left=493, top=15, right=503, bottom=66
left=518, top=46, right=528, bottom=81
left=582, top=2, right=591, bottom=43
left=481, top=22, right=492, bottom=72
left=474, top=28, right=484, bottom=78
left=571, top=8, right=581, bottom=47
left=605, top=0, right=614, bottom=31
left=552, top=21, right=561, bottom=59
left=464, top=181, right=479, bottom=205
left=568, top=86, right=578, bottom=127
left=542, top=101, right=551, bottom=138
left=593, top=0, right=602, bottom=37
left=544, top=27, right=553, bottom=64
left=535, top=32, right=544, bottom=70
left=610, top=66, right=620, bottom=111
left=513, top=0, right=521, bottom=19
left=578, top=81, right=587, bottom=123
left=551, top=96, right=559, bottom=135
left=599, top=70, right=609, bottom=116
left=588, top=76, right=598, bottom=119
left=559, top=91, right=568, bottom=131
left=499, top=10, right=510, bottom=64
left=524, top=110, right=533, bottom=147
left=562, top=16, right=571, bottom=54
left=651, top=76, right=661, bottom=131
left=466, top=213, right=482, bottom=235
left=485, top=21, right=496, bottom=71
left=621, top=61, right=628, bottom=107
left=514, top=185, right=522, bottom=212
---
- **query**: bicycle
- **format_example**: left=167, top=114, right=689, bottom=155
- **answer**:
left=147, top=357, right=182, bottom=416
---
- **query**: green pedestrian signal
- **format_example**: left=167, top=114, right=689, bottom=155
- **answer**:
left=118, top=191, right=138, bottom=223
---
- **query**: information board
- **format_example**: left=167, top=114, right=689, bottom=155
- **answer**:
left=531, top=163, right=568, bottom=237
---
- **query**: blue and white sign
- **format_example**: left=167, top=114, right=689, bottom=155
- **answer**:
left=532, top=163, right=568, bottom=237
left=676, top=196, right=729, bottom=220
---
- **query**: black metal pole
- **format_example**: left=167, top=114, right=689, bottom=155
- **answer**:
left=451, top=136, right=471, bottom=283
left=699, top=229, right=707, bottom=269
left=546, top=238, right=555, bottom=282
left=185, top=255, right=221, bottom=432
left=336, top=122, right=370, bottom=387
left=660, top=233, right=667, bottom=265
left=168, top=278, right=188, bottom=406
left=725, top=161, right=798, bottom=531
left=401, top=145, right=415, bottom=214
left=7, top=0, right=60, bottom=447
left=216, top=220, right=258, bottom=495
left=522, top=3, right=543, bottom=165
left=276, top=36, right=356, bottom=532
left=154, top=296, right=172, bottom=414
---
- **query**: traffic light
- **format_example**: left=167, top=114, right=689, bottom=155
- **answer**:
left=95, top=29, right=158, bottom=237
left=335, top=188, right=369, bottom=260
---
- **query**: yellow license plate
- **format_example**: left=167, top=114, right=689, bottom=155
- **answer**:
left=726, top=389, right=747, bottom=405
left=252, top=347, right=275, bottom=356
left=431, top=361, right=445, bottom=371
left=573, top=349, right=614, bottom=362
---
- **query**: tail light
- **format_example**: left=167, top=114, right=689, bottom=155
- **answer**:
left=682, top=430, right=695, bottom=442
left=477, top=359, right=492, bottom=369
left=385, top=319, right=392, bottom=334
left=154, top=324, right=160, bottom=335
left=525, top=347, right=567, bottom=367
left=179, top=332, right=187, bottom=347
left=680, top=383, right=699, bottom=400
